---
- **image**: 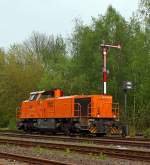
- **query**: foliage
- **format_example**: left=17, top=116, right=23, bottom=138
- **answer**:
left=69, top=4, right=150, bottom=129
left=7, top=118, right=16, bottom=130
left=138, top=0, right=150, bottom=27
left=129, top=126, right=136, bottom=137
left=143, top=128, right=150, bottom=138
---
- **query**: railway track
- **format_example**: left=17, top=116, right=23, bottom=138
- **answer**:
left=0, top=130, right=149, bottom=141
left=0, top=132, right=150, bottom=148
left=0, top=152, right=72, bottom=165
left=0, top=137, right=149, bottom=162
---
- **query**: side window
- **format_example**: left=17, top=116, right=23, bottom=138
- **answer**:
left=38, top=91, right=54, bottom=100
left=39, top=94, right=51, bottom=100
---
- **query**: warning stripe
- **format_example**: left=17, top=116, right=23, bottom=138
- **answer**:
left=111, top=127, right=121, bottom=134
left=89, top=127, right=97, bottom=133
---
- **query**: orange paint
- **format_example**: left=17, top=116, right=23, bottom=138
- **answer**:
left=17, top=89, right=116, bottom=120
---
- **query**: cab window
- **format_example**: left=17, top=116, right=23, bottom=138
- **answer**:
left=38, top=91, right=55, bottom=100
left=29, top=94, right=38, bottom=101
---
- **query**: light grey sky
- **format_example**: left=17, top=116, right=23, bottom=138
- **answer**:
left=0, top=0, right=139, bottom=49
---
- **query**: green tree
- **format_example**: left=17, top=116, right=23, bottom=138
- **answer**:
left=70, top=5, right=150, bottom=129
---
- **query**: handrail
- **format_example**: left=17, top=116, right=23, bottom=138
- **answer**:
left=74, top=103, right=92, bottom=118
left=87, top=103, right=91, bottom=116
left=112, top=103, right=119, bottom=119
left=74, top=103, right=81, bottom=117
left=74, top=102, right=119, bottom=119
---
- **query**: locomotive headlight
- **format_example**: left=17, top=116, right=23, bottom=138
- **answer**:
left=113, top=114, right=116, bottom=118
left=97, top=113, right=100, bottom=117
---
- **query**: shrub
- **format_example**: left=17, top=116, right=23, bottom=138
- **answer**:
left=8, top=117, right=16, bottom=130
left=129, top=126, right=136, bottom=137
left=143, top=128, right=150, bottom=138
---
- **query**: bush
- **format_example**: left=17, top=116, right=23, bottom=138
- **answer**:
left=143, top=128, right=150, bottom=138
left=129, top=126, right=136, bottom=137
left=8, top=117, right=16, bottom=130
left=0, top=114, right=9, bottom=128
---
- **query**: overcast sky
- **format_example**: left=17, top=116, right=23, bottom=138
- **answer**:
left=0, top=0, right=139, bottom=49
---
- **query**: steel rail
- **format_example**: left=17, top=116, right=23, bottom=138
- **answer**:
left=0, top=138, right=149, bottom=162
left=0, top=130, right=149, bottom=140
left=0, top=132, right=150, bottom=148
left=0, top=131, right=149, bottom=141
left=0, top=152, right=73, bottom=165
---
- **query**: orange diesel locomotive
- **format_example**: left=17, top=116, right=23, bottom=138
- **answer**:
left=16, top=89, right=121, bottom=136
left=17, top=44, right=126, bottom=136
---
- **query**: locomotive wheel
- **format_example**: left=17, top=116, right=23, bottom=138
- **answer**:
left=64, top=127, right=70, bottom=136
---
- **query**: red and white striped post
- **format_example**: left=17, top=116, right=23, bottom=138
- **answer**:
left=100, top=44, right=121, bottom=95
left=103, top=47, right=108, bottom=94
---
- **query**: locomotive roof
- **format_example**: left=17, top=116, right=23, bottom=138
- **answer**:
left=30, top=89, right=59, bottom=95
left=30, top=90, right=45, bottom=95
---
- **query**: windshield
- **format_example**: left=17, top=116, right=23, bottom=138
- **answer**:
left=29, top=94, right=38, bottom=101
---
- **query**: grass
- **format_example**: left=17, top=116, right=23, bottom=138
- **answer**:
left=80, top=141, right=94, bottom=145
left=32, top=146, right=52, bottom=155
left=0, top=127, right=10, bottom=131
left=108, top=144, right=114, bottom=148
left=96, top=152, right=107, bottom=160
left=64, top=148, right=72, bottom=155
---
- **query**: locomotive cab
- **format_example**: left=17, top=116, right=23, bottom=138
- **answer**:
left=29, top=89, right=64, bottom=101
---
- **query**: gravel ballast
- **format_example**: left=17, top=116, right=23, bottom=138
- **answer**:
left=0, top=144, right=149, bottom=165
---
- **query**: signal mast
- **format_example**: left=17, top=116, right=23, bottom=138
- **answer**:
left=100, top=44, right=121, bottom=95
